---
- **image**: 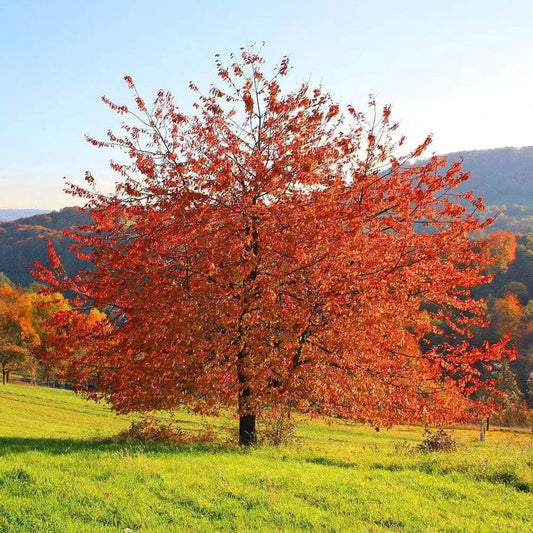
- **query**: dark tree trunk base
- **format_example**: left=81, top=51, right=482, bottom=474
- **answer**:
left=239, top=414, right=257, bottom=446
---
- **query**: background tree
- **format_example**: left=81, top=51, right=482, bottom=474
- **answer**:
left=26, top=290, right=75, bottom=384
left=35, top=49, right=511, bottom=444
left=490, top=360, right=530, bottom=426
left=0, top=284, right=36, bottom=383
left=499, top=281, right=529, bottom=306
left=491, top=293, right=523, bottom=340
left=0, top=273, right=14, bottom=287
left=482, top=231, right=516, bottom=276
left=0, top=283, right=75, bottom=384
left=0, top=342, right=28, bottom=384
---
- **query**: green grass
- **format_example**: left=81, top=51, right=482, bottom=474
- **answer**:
left=0, top=383, right=532, bottom=532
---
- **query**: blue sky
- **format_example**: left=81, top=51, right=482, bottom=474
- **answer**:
left=1, top=0, right=532, bottom=208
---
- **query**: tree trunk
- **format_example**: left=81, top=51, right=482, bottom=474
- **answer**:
left=237, top=361, right=257, bottom=445
left=479, top=419, right=486, bottom=442
left=239, top=414, right=257, bottom=446
left=236, top=214, right=260, bottom=447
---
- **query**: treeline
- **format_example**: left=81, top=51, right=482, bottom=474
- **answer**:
left=483, top=204, right=533, bottom=234
left=473, top=232, right=533, bottom=424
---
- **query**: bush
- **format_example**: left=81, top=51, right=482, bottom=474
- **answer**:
left=116, top=416, right=218, bottom=444
left=259, top=413, right=296, bottom=446
left=417, top=427, right=457, bottom=453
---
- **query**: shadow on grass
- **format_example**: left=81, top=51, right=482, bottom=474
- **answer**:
left=0, top=437, right=242, bottom=457
left=304, top=456, right=356, bottom=469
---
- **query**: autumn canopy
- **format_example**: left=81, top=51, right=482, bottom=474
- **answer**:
left=35, top=48, right=511, bottom=444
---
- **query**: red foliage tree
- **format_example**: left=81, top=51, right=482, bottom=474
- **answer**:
left=35, top=49, right=512, bottom=444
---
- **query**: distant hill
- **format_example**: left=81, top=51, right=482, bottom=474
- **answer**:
left=410, top=146, right=533, bottom=232
left=0, top=207, right=91, bottom=286
left=435, top=146, right=533, bottom=207
left=0, top=209, right=50, bottom=222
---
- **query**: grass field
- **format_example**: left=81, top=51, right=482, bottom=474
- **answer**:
left=0, top=383, right=532, bottom=532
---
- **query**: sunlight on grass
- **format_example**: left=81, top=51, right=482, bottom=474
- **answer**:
left=1, top=383, right=532, bottom=532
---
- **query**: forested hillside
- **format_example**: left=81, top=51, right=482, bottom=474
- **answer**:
left=411, top=146, right=533, bottom=232
left=473, top=232, right=533, bottom=418
left=0, top=207, right=91, bottom=286
left=439, top=146, right=533, bottom=207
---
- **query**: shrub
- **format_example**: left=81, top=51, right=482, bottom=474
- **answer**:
left=116, top=416, right=218, bottom=444
left=259, top=413, right=296, bottom=446
left=417, top=427, right=457, bottom=453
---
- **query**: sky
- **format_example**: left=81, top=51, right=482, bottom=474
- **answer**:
left=1, top=0, right=532, bottom=209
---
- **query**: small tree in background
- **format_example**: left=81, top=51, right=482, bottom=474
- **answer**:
left=483, top=231, right=517, bottom=276
left=0, top=284, right=35, bottom=383
left=35, top=48, right=512, bottom=445
left=0, top=341, right=28, bottom=384
left=0, top=283, right=91, bottom=385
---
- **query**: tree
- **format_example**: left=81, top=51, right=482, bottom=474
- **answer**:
left=492, top=293, right=523, bottom=340
left=0, top=341, right=28, bottom=384
left=0, top=284, right=35, bottom=383
left=35, top=49, right=511, bottom=445
left=499, top=281, right=529, bottom=306
left=491, top=360, right=529, bottom=426
left=25, top=289, right=76, bottom=384
left=506, top=233, right=533, bottom=297
left=0, top=283, right=74, bottom=384
left=0, top=273, right=14, bottom=287
left=483, top=231, right=517, bottom=276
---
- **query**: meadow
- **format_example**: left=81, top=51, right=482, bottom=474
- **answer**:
left=0, top=383, right=531, bottom=532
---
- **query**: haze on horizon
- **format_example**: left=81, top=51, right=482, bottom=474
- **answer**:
left=1, top=0, right=532, bottom=209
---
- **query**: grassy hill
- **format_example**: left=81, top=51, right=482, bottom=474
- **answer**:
left=0, top=383, right=531, bottom=532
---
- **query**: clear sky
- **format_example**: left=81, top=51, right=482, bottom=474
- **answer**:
left=1, top=0, right=532, bottom=209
